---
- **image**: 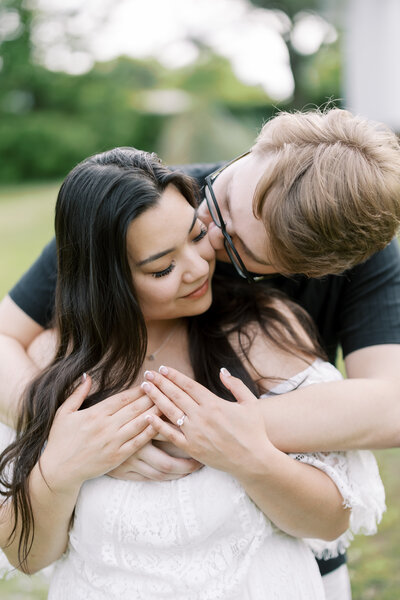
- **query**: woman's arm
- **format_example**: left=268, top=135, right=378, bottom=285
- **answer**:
left=1, top=461, right=81, bottom=574
left=1, top=377, right=158, bottom=573
left=231, top=436, right=349, bottom=541
left=141, top=367, right=350, bottom=541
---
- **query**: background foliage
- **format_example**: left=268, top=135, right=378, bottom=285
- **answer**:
left=0, top=0, right=341, bottom=183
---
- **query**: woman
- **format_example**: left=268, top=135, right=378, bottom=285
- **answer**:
left=0, top=148, right=384, bottom=599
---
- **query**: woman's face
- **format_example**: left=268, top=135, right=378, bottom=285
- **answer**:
left=127, top=184, right=216, bottom=323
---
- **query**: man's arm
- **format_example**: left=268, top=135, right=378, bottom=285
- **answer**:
left=0, top=296, right=42, bottom=426
left=258, top=239, right=400, bottom=452
left=0, top=238, right=57, bottom=424
left=259, top=344, right=400, bottom=453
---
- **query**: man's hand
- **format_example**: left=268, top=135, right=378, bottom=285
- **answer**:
left=107, top=440, right=203, bottom=481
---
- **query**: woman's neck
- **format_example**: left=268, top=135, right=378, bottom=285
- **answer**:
left=144, top=319, right=187, bottom=367
left=146, top=318, right=183, bottom=346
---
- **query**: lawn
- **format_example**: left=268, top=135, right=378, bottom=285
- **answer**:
left=0, top=181, right=58, bottom=297
left=0, top=182, right=399, bottom=598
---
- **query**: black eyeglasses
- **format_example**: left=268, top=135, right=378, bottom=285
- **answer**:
left=204, top=151, right=268, bottom=284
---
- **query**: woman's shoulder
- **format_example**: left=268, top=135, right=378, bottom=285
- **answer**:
left=228, top=297, right=323, bottom=390
left=262, top=358, right=342, bottom=396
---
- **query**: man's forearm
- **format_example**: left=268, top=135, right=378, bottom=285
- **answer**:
left=0, top=295, right=45, bottom=426
left=262, top=378, right=400, bottom=453
left=0, top=334, right=39, bottom=427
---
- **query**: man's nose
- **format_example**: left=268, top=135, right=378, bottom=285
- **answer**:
left=198, top=199, right=212, bottom=225
left=207, top=222, right=225, bottom=250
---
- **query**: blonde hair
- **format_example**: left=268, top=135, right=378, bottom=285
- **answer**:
left=252, top=108, right=400, bottom=276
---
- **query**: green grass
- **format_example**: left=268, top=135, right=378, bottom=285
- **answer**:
left=349, top=448, right=400, bottom=599
left=0, top=181, right=58, bottom=298
left=0, top=571, right=49, bottom=599
left=0, top=182, right=399, bottom=598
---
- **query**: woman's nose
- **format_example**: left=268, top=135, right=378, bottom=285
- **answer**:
left=183, top=248, right=211, bottom=283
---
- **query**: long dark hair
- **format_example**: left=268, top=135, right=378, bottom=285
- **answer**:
left=0, top=148, right=199, bottom=568
left=0, top=147, right=323, bottom=570
left=191, top=274, right=324, bottom=402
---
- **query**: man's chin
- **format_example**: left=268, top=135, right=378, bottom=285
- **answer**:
left=215, top=249, right=279, bottom=276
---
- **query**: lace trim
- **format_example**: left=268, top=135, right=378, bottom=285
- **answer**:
left=291, top=451, right=386, bottom=559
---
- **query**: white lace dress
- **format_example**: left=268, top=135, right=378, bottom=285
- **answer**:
left=0, top=360, right=386, bottom=599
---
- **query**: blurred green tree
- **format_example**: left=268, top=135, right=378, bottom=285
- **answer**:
left=248, top=0, right=341, bottom=109
left=250, top=0, right=320, bottom=17
left=0, top=1, right=168, bottom=180
left=0, top=0, right=341, bottom=182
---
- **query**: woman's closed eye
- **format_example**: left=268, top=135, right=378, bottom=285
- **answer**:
left=151, top=224, right=207, bottom=278
left=152, top=261, right=176, bottom=279
left=193, top=225, right=207, bottom=243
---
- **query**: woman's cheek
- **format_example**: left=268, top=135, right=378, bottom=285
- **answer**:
left=151, top=273, right=181, bottom=302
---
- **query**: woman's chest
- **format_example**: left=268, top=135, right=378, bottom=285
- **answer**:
left=70, top=467, right=266, bottom=555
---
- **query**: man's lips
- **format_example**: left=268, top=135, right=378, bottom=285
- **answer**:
left=183, top=279, right=209, bottom=299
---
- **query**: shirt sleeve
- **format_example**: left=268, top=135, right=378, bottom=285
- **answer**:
left=8, top=238, right=57, bottom=328
left=337, top=238, right=400, bottom=357
left=171, top=162, right=225, bottom=188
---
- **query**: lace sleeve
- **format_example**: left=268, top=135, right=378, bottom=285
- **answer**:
left=263, top=359, right=386, bottom=559
left=290, top=449, right=386, bottom=559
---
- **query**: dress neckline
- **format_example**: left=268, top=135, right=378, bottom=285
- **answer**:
left=261, top=358, right=323, bottom=397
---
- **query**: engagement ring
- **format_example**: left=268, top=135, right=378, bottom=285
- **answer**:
left=176, top=414, right=186, bottom=427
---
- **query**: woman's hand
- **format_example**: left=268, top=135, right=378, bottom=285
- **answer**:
left=107, top=440, right=203, bottom=481
left=40, top=375, right=161, bottom=493
left=141, top=367, right=350, bottom=541
left=141, top=366, right=278, bottom=479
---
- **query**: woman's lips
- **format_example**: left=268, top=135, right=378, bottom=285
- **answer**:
left=183, top=279, right=209, bottom=299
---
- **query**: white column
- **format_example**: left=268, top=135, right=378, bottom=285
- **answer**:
left=344, top=0, right=400, bottom=130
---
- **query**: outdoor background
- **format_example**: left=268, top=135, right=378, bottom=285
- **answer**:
left=1, top=0, right=400, bottom=597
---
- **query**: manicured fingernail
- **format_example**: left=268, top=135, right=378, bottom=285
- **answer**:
left=220, top=367, right=231, bottom=377
left=141, top=381, right=151, bottom=392
left=159, top=365, right=169, bottom=375
left=145, top=415, right=152, bottom=422
left=144, top=370, right=154, bottom=381
left=81, top=372, right=87, bottom=383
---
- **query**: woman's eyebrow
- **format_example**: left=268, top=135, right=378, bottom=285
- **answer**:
left=136, top=208, right=198, bottom=267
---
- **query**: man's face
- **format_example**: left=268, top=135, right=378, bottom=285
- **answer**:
left=198, top=153, right=279, bottom=275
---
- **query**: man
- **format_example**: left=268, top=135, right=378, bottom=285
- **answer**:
left=1, top=108, right=400, bottom=597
